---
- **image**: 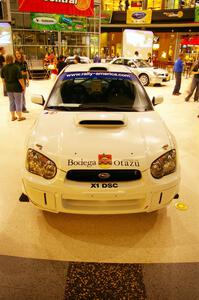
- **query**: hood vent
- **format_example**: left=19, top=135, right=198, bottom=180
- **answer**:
left=79, top=120, right=124, bottom=125
left=75, top=113, right=127, bottom=127
left=89, top=66, right=108, bottom=72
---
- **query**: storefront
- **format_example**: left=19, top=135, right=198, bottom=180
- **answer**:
left=9, top=0, right=101, bottom=60
left=100, top=4, right=198, bottom=66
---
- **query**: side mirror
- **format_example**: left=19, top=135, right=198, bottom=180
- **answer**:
left=152, top=95, right=163, bottom=106
left=31, top=94, right=45, bottom=106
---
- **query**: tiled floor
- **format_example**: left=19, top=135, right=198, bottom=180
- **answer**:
left=0, top=76, right=199, bottom=299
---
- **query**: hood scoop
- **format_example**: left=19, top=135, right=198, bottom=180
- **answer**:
left=75, top=113, right=127, bottom=127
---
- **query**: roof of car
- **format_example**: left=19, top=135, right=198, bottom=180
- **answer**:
left=111, top=57, right=142, bottom=62
left=63, top=63, right=132, bottom=73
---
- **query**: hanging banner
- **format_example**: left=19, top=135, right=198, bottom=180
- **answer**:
left=18, top=0, right=94, bottom=17
left=126, top=9, right=152, bottom=24
left=31, top=13, right=87, bottom=31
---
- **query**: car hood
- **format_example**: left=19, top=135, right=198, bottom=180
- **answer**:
left=27, top=111, right=175, bottom=172
left=152, top=67, right=167, bottom=74
left=135, top=67, right=167, bottom=75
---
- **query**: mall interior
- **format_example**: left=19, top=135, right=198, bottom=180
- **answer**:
left=0, top=0, right=199, bottom=299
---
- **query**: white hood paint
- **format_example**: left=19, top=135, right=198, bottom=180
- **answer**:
left=28, top=111, right=174, bottom=172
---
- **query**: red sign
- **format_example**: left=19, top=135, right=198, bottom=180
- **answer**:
left=18, top=0, right=94, bottom=17
left=181, top=36, right=199, bottom=45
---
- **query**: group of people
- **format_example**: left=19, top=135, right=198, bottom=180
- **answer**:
left=119, top=0, right=130, bottom=11
left=0, top=48, right=29, bottom=121
left=172, top=53, right=199, bottom=108
left=43, top=52, right=82, bottom=79
left=1, top=46, right=199, bottom=121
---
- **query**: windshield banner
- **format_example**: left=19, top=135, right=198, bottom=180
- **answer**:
left=60, top=72, right=135, bottom=81
left=18, top=0, right=94, bottom=17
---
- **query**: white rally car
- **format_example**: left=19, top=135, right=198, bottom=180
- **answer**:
left=110, top=57, right=170, bottom=86
left=21, top=63, right=180, bottom=214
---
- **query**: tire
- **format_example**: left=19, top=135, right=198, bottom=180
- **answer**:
left=139, top=73, right=149, bottom=86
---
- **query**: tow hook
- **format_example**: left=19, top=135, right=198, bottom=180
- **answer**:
left=19, top=193, right=29, bottom=202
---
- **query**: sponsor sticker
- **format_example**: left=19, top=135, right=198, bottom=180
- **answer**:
left=98, top=154, right=112, bottom=168
left=66, top=155, right=140, bottom=168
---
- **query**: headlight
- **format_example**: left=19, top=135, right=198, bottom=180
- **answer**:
left=150, top=150, right=176, bottom=179
left=26, top=149, right=57, bottom=179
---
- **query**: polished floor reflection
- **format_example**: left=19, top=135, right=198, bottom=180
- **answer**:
left=0, top=76, right=199, bottom=299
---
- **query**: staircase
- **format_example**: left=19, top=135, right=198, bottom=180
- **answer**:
left=27, top=59, right=51, bottom=80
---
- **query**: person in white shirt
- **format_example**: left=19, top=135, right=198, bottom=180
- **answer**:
left=133, top=51, right=142, bottom=60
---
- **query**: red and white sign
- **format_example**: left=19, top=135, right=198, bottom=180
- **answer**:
left=18, top=0, right=94, bottom=17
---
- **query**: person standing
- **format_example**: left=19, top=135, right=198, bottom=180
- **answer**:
left=172, top=53, right=184, bottom=96
left=147, top=52, right=153, bottom=65
left=119, top=0, right=123, bottom=10
left=93, top=53, right=101, bottom=63
left=185, top=59, right=199, bottom=102
left=15, top=50, right=29, bottom=112
left=1, top=54, right=25, bottom=121
left=0, top=47, right=5, bottom=74
left=74, top=55, right=81, bottom=64
left=125, top=0, right=129, bottom=10
left=0, top=47, right=7, bottom=96
left=57, top=55, right=66, bottom=74
left=133, top=51, right=141, bottom=60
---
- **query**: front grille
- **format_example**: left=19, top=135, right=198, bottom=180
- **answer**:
left=66, top=169, right=141, bottom=182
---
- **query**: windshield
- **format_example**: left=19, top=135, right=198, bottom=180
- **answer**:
left=130, top=59, right=152, bottom=68
left=46, top=71, right=153, bottom=112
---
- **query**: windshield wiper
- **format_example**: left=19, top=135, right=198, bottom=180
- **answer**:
left=46, top=105, right=148, bottom=112
left=77, top=104, right=135, bottom=111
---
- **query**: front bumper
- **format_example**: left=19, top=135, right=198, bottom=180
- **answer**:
left=149, top=76, right=163, bottom=85
left=22, top=168, right=180, bottom=214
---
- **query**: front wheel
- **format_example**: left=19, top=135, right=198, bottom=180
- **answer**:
left=139, top=74, right=149, bottom=86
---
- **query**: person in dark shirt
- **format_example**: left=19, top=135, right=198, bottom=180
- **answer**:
left=1, top=54, right=25, bottom=121
left=57, top=55, right=67, bottom=74
left=0, top=47, right=5, bottom=73
left=0, top=47, right=7, bottom=96
left=185, top=59, right=199, bottom=102
left=125, top=0, right=129, bottom=10
left=93, top=53, right=101, bottom=63
left=172, top=53, right=184, bottom=96
left=15, top=50, right=29, bottom=112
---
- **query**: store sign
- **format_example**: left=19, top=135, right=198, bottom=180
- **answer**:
left=18, top=0, right=94, bottom=17
left=195, top=7, right=199, bottom=22
left=181, top=36, right=199, bottom=45
left=126, top=9, right=152, bottom=24
left=31, top=13, right=87, bottom=31
left=101, top=10, right=112, bottom=24
left=152, top=8, right=195, bottom=23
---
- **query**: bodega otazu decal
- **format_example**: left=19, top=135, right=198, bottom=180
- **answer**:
left=66, top=154, right=140, bottom=168
left=98, top=154, right=112, bottom=168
